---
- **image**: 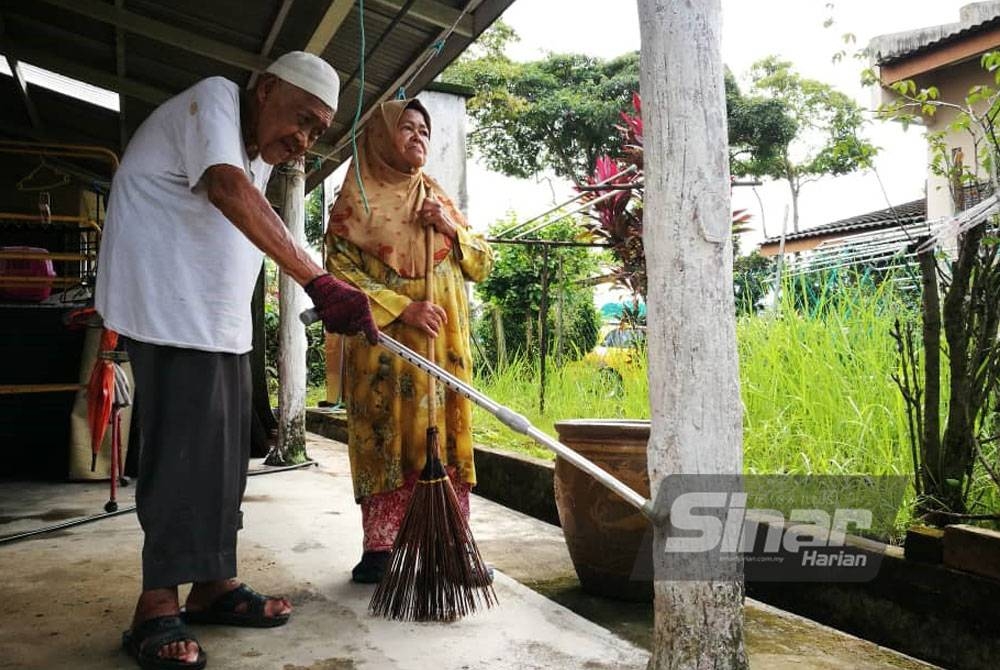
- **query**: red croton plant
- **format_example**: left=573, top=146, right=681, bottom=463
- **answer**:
left=581, top=93, right=750, bottom=301
left=580, top=93, right=647, bottom=298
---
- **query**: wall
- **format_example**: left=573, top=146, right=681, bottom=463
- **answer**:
left=416, top=89, right=470, bottom=216
left=878, top=57, right=994, bottom=223
left=918, top=58, right=994, bottom=221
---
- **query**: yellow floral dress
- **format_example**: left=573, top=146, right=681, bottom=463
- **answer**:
left=327, top=226, right=493, bottom=500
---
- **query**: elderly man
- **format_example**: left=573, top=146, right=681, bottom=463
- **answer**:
left=96, top=52, right=376, bottom=669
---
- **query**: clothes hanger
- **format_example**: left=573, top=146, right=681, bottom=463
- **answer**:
left=16, top=159, right=71, bottom=192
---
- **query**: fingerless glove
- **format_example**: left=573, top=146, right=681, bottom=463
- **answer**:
left=304, top=274, right=379, bottom=344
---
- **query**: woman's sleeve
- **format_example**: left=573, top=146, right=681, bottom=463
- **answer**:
left=326, top=236, right=411, bottom=328
left=453, top=225, right=494, bottom=283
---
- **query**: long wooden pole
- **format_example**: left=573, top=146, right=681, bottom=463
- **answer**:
left=268, top=157, right=309, bottom=465
left=425, top=221, right=438, bottom=440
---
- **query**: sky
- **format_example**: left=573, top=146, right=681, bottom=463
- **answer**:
left=464, top=0, right=977, bottom=250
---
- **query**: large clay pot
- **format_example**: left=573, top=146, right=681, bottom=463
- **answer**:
left=553, top=419, right=652, bottom=602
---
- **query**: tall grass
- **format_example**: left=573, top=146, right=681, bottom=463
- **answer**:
left=739, top=279, right=914, bottom=478
left=471, top=354, right=649, bottom=460
left=470, top=277, right=918, bottom=537
left=473, top=277, right=915, bottom=482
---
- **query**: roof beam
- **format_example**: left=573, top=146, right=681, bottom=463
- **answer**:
left=0, top=15, right=43, bottom=130
left=6, top=38, right=172, bottom=107
left=115, top=0, right=128, bottom=150
left=36, top=0, right=271, bottom=73
left=305, top=0, right=354, bottom=55
left=368, top=0, right=474, bottom=38
left=248, top=0, right=296, bottom=88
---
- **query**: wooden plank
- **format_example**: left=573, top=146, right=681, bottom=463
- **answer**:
left=305, top=0, right=354, bottom=55
left=36, top=0, right=271, bottom=73
left=943, top=523, right=1000, bottom=581
left=368, top=0, right=474, bottom=38
left=248, top=0, right=296, bottom=88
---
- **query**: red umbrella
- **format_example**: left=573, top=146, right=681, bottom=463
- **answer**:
left=87, top=328, right=119, bottom=471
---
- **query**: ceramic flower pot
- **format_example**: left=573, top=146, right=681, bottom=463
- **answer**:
left=553, top=419, right=652, bottom=602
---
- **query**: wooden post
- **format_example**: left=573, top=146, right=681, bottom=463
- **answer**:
left=538, top=242, right=550, bottom=414
left=638, top=0, right=748, bottom=668
left=267, top=157, right=309, bottom=465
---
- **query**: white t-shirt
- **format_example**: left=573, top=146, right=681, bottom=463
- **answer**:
left=96, top=77, right=273, bottom=354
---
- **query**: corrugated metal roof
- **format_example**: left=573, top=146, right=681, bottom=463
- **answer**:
left=762, top=199, right=927, bottom=245
left=869, top=2, right=1000, bottom=65
left=0, top=0, right=515, bottom=189
left=876, top=16, right=1000, bottom=65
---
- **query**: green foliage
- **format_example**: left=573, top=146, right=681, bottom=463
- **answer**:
left=474, top=216, right=600, bottom=369
left=442, top=44, right=640, bottom=181
left=443, top=26, right=798, bottom=185
left=737, top=56, right=877, bottom=230
left=263, top=260, right=326, bottom=397
left=726, top=69, right=798, bottom=178
left=733, top=251, right=774, bottom=315
left=878, top=53, right=1000, bottom=519
left=304, top=186, right=324, bottom=250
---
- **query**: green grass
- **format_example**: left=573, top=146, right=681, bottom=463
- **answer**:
left=470, top=355, right=649, bottom=460
left=472, top=281, right=914, bottom=478
left=467, top=280, right=919, bottom=538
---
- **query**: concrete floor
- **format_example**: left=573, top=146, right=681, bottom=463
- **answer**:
left=0, top=434, right=938, bottom=670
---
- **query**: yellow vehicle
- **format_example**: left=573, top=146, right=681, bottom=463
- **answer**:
left=583, top=323, right=647, bottom=392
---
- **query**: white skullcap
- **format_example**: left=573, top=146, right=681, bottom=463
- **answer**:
left=265, top=51, right=340, bottom=111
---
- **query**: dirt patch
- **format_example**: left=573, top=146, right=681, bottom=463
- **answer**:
left=292, top=540, right=326, bottom=553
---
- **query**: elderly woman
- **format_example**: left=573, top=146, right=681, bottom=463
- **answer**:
left=326, top=98, right=494, bottom=583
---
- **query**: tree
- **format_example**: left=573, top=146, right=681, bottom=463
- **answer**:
left=443, top=43, right=641, bottom=182
left=442, top=31, right=795, bottom=187
left=638, top=0, right=748, bottom=667
left=475, top=216, right=600, bottom=369
left=733, top=251, right=774, bottom=316
left=882, top=55, right=1000, bottom=519
left=725, top=69, right=797, bottom=183
left=737, top=56, right=877, bottom=232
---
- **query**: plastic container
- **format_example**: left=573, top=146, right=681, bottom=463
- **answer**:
left=0, top=246, right=57, bottom=302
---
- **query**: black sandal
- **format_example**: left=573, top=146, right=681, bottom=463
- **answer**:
left=122, top=615, right=207, bottom=670
left=182, top=583, right=291, bottom=628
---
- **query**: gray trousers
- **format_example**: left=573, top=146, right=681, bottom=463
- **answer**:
left=124, top=338, right=251, bottom=590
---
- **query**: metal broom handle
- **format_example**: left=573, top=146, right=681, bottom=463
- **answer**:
left=299, top=311, right=656, bottom=520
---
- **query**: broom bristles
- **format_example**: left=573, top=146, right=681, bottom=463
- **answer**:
left=369, top=430, right=497, bottom=621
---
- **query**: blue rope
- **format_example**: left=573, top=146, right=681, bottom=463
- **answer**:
left=351, top=0, right=370, bottom=214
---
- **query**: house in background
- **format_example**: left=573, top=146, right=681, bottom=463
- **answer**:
left=869, top=1, right=1000, bottom=220
left=758, top=198, right=926, bottom=257
left=758, top=2, right=1000, bottom=274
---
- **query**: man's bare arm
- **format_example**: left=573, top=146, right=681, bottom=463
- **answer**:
left=203, top=164, right=322, bottom=286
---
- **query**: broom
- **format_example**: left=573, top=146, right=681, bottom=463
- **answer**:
left=367, top=221, right=497, bottom=621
